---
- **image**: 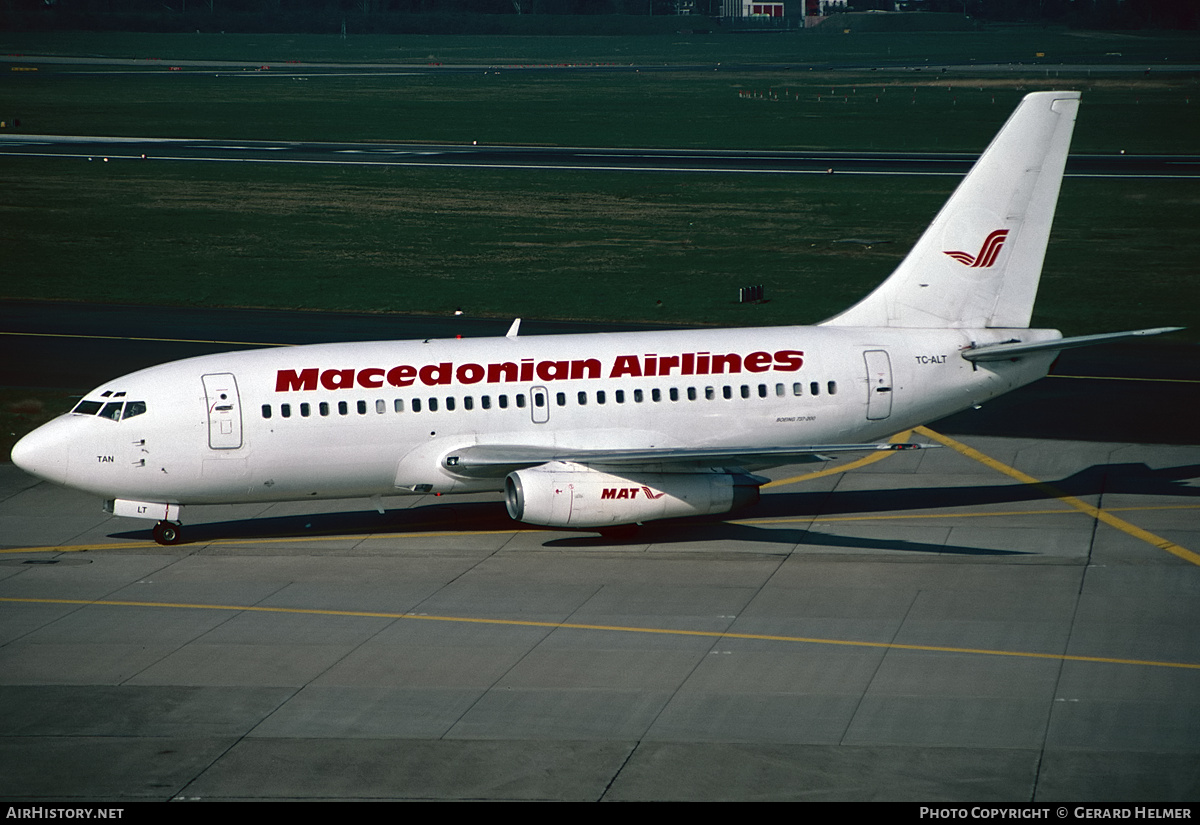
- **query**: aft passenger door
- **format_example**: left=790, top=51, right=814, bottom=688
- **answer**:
left=863, top=350, right=893, bottom=420
left=202, top=373, right=243, bottom=449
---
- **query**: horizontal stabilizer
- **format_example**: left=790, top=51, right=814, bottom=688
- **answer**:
left=444, top=442, right=936, bottom=477
left=961, top=326, right=1184, bottom=362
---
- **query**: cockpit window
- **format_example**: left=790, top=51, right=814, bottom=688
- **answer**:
left=72, top=398, right=146, bottom=420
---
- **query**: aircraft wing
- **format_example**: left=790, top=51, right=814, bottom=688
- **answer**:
left=443, top=441, right=934, bottom=478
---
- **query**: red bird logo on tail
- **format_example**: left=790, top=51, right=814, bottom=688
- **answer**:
left=944, top=229, right=1009, bottom=268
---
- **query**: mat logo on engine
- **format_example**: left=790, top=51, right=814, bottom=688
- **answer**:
left=601, top=486, right=665, bottom=501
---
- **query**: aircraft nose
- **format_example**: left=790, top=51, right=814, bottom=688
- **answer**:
left=11, top=419, right=72, bottom=486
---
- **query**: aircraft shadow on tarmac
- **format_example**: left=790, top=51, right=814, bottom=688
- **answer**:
left=931, top=382, right=1200, bottom=445
left=110, top=461, right=1200, bottom=554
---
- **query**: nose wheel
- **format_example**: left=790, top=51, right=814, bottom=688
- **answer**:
left=152, top=521, right=183, bottom=546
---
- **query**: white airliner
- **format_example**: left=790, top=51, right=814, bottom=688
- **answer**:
left=10, top=91, right=1180, bottom=545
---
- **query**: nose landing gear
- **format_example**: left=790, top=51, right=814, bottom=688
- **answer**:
left=152, top=520, right=183, bottom=545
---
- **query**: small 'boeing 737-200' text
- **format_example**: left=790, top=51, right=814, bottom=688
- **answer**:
left=11, top=92, right=1180, bottom=544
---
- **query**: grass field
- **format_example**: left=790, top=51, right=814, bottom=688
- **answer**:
left=2, top=158, right=1195, bottom=337
left=3, top=65, right=1199, bottom=152
left=0, top=32, right=1196, bottom=338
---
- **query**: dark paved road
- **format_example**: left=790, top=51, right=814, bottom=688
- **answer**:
left=1, top=135, right=1196, bottom=178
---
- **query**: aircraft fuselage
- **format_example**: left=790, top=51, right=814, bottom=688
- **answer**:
left=17, top=324, right=1057, bottom=507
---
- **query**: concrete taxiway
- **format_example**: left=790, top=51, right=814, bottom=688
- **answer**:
left=1, top=429, right=1197, bottom=801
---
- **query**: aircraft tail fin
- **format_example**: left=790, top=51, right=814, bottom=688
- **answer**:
left=821, top=91, right=1080, bottom=330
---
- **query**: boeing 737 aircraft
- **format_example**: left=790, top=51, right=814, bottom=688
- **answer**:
left=10, top=92, right=1180, bottom=545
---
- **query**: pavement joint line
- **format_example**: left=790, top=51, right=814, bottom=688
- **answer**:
left=0, top=594, right=1196, bottom=671
left=915, top=426, right=1200, bottom=566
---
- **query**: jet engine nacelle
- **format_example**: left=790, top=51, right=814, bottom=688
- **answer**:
left=504, top=463, right=762, bottom=529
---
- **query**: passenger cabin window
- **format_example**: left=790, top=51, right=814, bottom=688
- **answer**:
left=281, top=404, right=292, bottom=418
left=320, top=402, right=330, bottom=417
left=261, top=404, right=272, bottom=419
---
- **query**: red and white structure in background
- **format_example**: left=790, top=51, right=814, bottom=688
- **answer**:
left=723, top=0, right=785, bottom=16
left=750, top=2, right=785, bottom=15
left=720, top=0, right=902, bottom=25
left=722, top=0, right=859, bottom=25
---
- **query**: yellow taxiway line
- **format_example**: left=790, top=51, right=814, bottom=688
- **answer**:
left=3, top=428, right=1195, bottom=672
left=0, top=594, right=1196, bottom=671
left=913, top=426, right=1200, bottom=567
left=763, top=428, right=917, bottom=487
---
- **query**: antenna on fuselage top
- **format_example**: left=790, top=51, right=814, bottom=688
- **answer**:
left=506, top=318, right=521, bottom=338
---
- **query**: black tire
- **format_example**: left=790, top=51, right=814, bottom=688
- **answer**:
left=153, top=521, right=182, bottom=546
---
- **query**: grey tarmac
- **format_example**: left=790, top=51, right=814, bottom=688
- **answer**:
left=1, top=431, right=1197, bottom=801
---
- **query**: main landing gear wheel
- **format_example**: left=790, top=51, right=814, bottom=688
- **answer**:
left=152, top=521, right=183, bottom=546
